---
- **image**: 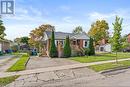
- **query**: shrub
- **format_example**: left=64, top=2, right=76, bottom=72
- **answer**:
left=49, top=30, right=58, bottom=58
left=0, top=51, right=3, bottom=55
left=63, top=36, right=71, bottom=57
left=84, top=48, right=90, bottom=55
left=88, top=37, right=95, bottom=56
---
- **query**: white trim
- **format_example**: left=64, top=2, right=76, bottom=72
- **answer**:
left=83, top=40, right=88, bottom=48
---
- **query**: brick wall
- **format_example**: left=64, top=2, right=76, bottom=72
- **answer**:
left=128, top=34, right=130, bottom=43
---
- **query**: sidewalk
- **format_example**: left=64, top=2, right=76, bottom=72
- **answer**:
left=0, top=58, right=130, bottom=78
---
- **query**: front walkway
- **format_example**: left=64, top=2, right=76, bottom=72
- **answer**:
left=1, top=57, right=130, bottom=78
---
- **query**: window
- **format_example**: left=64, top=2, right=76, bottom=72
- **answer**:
left=55, top=40, right=58, bottom=47
left=83, top=40, right=88, bottom=48
left=77, top=40, right=80, bottom=45
left=55, top=40, right=64, bottom=47
left=73, top=40, right=76, bottom=45
left=85, top=41, right=87, bottom=47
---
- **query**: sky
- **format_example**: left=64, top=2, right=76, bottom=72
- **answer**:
left=2, top=0, right=130, bottom=40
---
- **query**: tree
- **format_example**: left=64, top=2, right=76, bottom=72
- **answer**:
left=29, top=24, right=54, bottom=52
left=112, top=16, right=123, bottom=63
left=20, top=37, right=29, bottom=45
left=49, top=30, right=58, bottom=58
left=88, top=20, right=109, bottom=45
left=121, top=35, right=130, bottom=50
left=0, top=17, right=6, bottom=39
left=88, top=37, right=95, bottom=56
left=63, top=36, right=71, bottom=57
left=72, top=26, right=84, bottom=34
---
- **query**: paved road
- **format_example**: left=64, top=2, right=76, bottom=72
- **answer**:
left=6, top=67, right=105, bottom=87
left=3, top=57, right=130, bottom=87
left=6, top=68, right=130, bottom=87
left=1, top=57, right=130, bottom=78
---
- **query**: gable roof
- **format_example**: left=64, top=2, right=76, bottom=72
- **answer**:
left=45, top=31, right=89, bottom=40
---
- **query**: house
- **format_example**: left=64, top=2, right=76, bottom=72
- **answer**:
left=95, top=39, right=112, bottom=52
left=0, top=39, right=10, bottom=53
left=43, top=31, right=90, bottom=57
left=127, top=33, right=130, bottom=43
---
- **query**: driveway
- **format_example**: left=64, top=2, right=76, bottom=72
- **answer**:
left=26, top=56, right=80, bottom=70
left=0, top=55, right=14, bottom=64
left=0, top=55, right=19, bottom=72
left=0, top=55, right=14, bottom=59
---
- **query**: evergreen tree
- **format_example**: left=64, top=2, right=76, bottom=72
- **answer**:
left=63, top=36, right=71, bottom=57
left=88, top=37, right=95, bottom=56
left=112, top=16, right=123, bottom=63
left=49, top=30, right=58, bottom=58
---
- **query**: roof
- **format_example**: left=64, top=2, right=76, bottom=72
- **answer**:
left=0, top=39, right=10, bottom=43
left=45, top=31, right=89, bottom=40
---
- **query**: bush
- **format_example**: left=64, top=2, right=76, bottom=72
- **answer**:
left=84, top=48, right=90, bottom=55
left=71, top=49, right=84, bottom=57
left=49, top=30, right=58, bottom=58
left=88, top=37, right=95, bottom=56
left=63, top=36, right=71, bottom=57
left=0, top=51, right=3, bottom=55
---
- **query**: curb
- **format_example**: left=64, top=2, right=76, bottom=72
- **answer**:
left=100, top=66, right=130, bottom=74
left=25, top=57, right=30, bottom=67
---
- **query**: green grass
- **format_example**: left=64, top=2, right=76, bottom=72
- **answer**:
left=0, top=75, right=19, bottom=86
left=7, top=53, right=30, bottom=72
left=70, top=52, right=130, bottom=63
left=89, top=60, right=130, bottom=72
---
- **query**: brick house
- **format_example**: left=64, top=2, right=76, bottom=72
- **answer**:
left=0, top=39, right=10, bottom=52
left=127, top=34, right=130, bottom=43
left=43, top=31, right=90, bottom=57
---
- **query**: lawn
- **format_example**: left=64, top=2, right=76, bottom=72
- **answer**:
left=70, top=52, right=130, bottom=63
left=0, top=75, right=19, bottom=86
left=7, top=53, right=30, bottom=72
left=89, top=60, right=130, bottom=72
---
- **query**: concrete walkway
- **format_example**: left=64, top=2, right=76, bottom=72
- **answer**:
left=1, top=58, right=130, bottom=78
left=0, top=55, right=19, bottom=72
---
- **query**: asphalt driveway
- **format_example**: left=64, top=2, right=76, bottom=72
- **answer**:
left=26, top=56, right=80, bottom=70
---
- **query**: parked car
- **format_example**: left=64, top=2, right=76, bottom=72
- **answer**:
left=29, top=49, right=37, bottom=56
left=123, top=49, right=130, bottom=52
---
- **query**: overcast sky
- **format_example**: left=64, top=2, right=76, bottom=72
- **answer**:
left=2, top=0, right=130, bottom=40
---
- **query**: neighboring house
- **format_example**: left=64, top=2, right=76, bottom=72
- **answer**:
left=127, top=33, right=130, bottom=43
left=0, top=39, right=10, bottom=53
left=96, top=39, right=112, bottom=52
left=43, top=31, right=90, bottom=57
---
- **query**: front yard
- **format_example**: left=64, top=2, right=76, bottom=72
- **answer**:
left=0, top=75, right=19, bottom=87
left=7, top=53, right=30, bottom=72
left=70, top=52, right=130, bottom=63
left=89, top=60, right=130, bottom=72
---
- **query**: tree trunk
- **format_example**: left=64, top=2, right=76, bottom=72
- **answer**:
left=115, top=52, right=118, bottom=63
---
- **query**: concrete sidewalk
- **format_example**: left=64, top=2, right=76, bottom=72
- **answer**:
left=1, top=58, right=130, bottom=78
